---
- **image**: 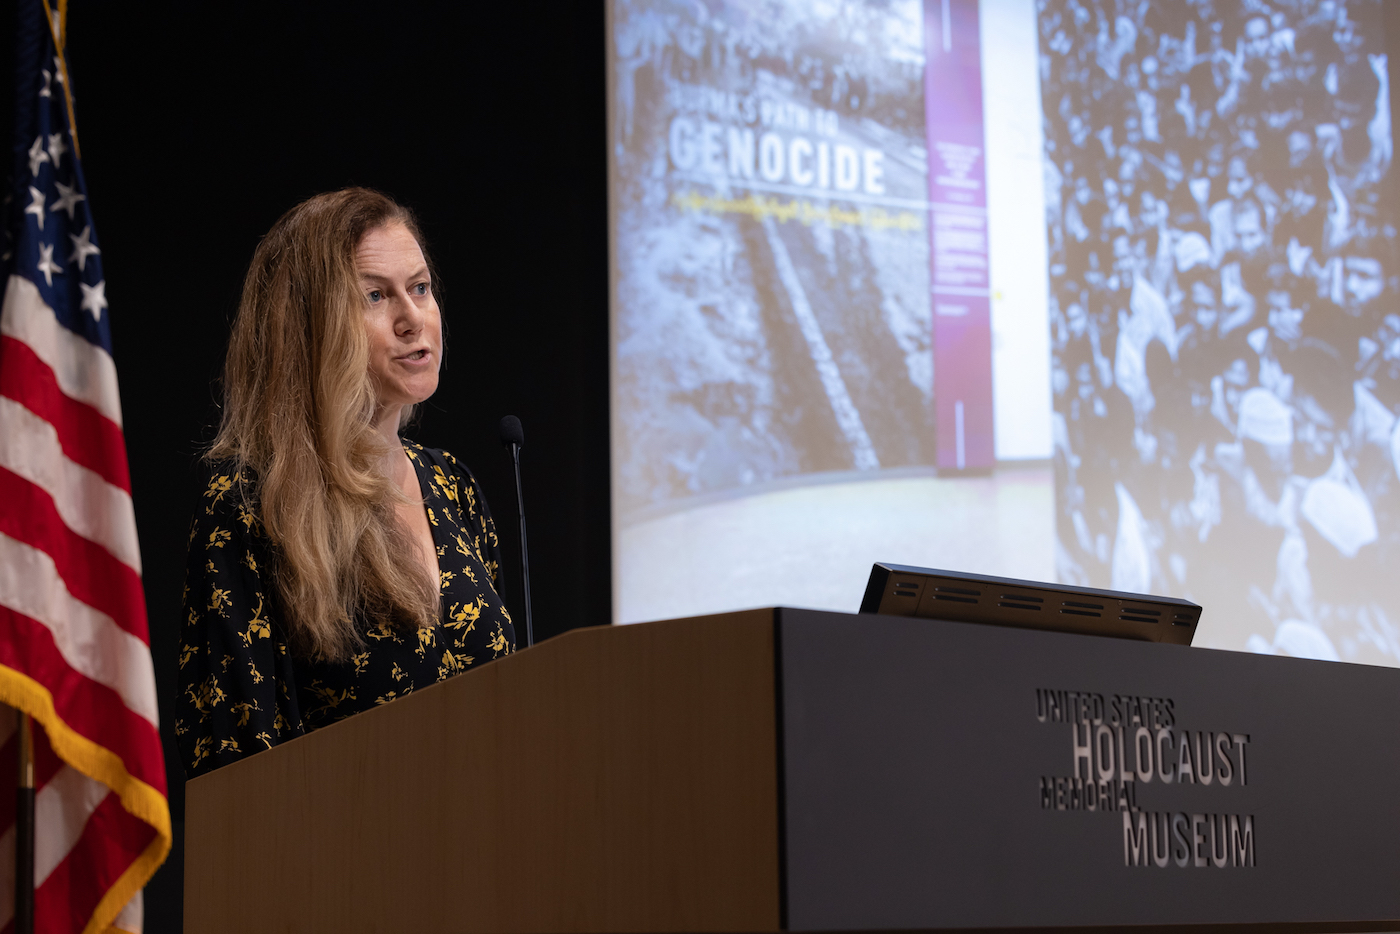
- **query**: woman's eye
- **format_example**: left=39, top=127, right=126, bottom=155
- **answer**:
left=368, top=290, right=383, bottom=303
left=414, top=282, right=429, bottom=296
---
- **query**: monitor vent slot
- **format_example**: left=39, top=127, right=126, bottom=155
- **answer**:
left=999, top=602, right=1041, bottom=611
left=1063, top=601, right=1104, bottom=610
left=1172, top=614, right=1197, bottom=626
left=932, top=584, right=980, bottom=605
left=1060, top=608, right=1101, bottom=618
left=1001, top=594, right=1044, bottom=603
left=1120, top=614, right=1159, bottom=624
left=890, top=580, right=920, bottom=600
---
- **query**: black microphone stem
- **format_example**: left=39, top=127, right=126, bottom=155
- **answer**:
left=510, top=441, right=534, bottom=648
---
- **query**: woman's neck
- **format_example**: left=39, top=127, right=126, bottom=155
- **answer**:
left=372, top=404, right=414, bottom=494
left=372, top=403, right=403, bottom=450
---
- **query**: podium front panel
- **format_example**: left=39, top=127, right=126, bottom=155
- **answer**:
left=185, top=610, right=782, bottom=934
left=778, top=607, right=1400, bottom=931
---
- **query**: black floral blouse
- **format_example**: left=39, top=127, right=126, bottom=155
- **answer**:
left=175, top=442, right=515, bottom=778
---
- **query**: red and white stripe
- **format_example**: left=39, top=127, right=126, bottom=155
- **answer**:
left=0, top=275, right=165, bottom=934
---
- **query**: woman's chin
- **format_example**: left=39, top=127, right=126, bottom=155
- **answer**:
left=373, top=373, right=439, bottom=408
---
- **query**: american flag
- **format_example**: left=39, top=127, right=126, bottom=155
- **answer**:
left=0, top=3, right=170, bottom=932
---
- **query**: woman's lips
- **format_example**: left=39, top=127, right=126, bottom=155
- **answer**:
left=396, top=349, right=433, bottom=365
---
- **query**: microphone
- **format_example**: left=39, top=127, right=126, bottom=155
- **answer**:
left=498, top=415, right=534, bottom=648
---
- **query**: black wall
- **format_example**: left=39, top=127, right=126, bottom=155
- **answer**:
left=7, top=2, right=610, bottom=929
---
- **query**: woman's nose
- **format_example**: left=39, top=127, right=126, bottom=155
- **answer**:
left=395, top=290, right=425, bottom=334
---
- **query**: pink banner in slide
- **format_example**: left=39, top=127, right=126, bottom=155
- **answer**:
left=924, top=0, right=994, bottom=470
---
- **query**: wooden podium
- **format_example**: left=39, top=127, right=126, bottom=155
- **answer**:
left=185, top=608, right=1400, bottom=933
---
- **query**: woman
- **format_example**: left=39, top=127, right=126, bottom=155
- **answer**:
left=176, top=188, right=514, bottom=778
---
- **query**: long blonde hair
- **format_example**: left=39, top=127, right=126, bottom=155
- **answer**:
left=209, top=188, right=438, bottom=661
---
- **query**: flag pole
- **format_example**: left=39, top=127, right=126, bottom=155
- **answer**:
left=16, top=711, right=34, bottom=934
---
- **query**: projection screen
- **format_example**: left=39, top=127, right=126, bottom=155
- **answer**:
left=607, top=0, right=1399, bottom=666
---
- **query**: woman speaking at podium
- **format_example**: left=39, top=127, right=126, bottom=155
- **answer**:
left=175, top=189, right=515, bottom=778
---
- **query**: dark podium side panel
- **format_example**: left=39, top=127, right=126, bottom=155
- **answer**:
left=779, top=608, right=1400, bottom=931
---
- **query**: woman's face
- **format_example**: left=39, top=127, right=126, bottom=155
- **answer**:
left=357, top=222, right=441, bottom=412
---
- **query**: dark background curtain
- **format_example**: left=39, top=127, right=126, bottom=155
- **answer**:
left=5, top=2, right=611, bottom=929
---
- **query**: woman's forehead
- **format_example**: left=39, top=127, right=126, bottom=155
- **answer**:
left=355, top=223, right=425, bottom=277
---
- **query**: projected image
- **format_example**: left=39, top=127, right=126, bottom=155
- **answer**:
left=611, top=0, right=1057, bottom=624
left=1041, top=0, right=1400, bottom=662
left=611, top=0, right=935, bottom=517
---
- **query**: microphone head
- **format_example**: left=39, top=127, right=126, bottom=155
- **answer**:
left=498, top=415, right=524, bottom=448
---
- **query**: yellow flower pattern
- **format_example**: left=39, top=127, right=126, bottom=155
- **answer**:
left=238, top=593, right=270, bottom=646
left=446, top=597, right=485, bottom=632
left=414, top=626, right=436, bottom=659
left=205, top=474, right=232, bottom=507
left=235, top=501, right=259, bottom=531
left=437, top=648, right=474, bottom=680
left=230, top=700, right=260, bottom=727
left=488, top=625, right=508, bottom=654
left=176, top=443, right=515, bottom=779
